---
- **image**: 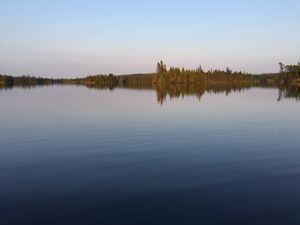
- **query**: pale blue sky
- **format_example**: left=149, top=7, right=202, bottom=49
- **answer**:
left=0, top=0, right=299, bottom=77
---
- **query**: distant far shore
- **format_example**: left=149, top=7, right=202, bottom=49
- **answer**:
left=1, top=61, right=299, bottom=89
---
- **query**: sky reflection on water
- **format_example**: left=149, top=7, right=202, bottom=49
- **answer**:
left=1, top=85, right=300, bottom=225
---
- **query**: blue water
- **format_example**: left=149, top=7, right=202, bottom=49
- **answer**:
left=1, top=86, right=300, bottom=225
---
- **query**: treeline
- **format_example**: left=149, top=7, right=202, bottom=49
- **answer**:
left=1, top=61, right=287, bottom=89
left=153, top=61, right=259, bottom=85
left=279, top=62, right=300, bottom=85
left=276, top=62, right=300, bottom=101
left=83, top=73, right=154, bottom=87
left=118, top=73, right=154, bottom=86
left=0, top=73, right=155, bottom=89
left=0, top=75, right=61, bottom=88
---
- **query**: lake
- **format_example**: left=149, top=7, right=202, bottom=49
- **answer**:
left=1, top=85, right=300, bottom=225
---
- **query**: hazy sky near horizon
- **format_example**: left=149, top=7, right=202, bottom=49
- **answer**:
left=1, top=0, right=299, bottom=77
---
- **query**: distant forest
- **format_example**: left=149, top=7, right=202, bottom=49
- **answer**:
left=1, top=61, right=299, bottom=89
left=279, top=62, right=300, bottom=85
left=153, top=61, right=281, bottom=85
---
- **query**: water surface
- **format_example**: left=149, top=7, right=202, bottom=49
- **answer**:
left=1, top=85, right=300, bottom=225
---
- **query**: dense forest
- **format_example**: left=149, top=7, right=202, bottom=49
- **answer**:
left=277, top=62, right=300, bottom=101
left=279, top=62, right=300, bottom=85
left=152, top=61, right=285, bottom=86
left=1, top=61, right=299, bottom=91
left=153, top=61, right=256, bottom=85
left=0, top=75, right=62, bottom=88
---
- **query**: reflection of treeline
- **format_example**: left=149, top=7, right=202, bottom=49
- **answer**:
left=155, top=83, right=205, bottom=105
left=278, top=85, right=300, bottom=101
left=154, top=83, right=256, bottom=105
left=153, top=61, right=278, bottom=85
left=279, top=62, right=300, bottom=85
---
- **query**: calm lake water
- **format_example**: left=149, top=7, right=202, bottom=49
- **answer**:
left=1, top=85, right=300, bottom=225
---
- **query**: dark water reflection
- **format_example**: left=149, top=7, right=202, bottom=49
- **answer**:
left=278, top=84, right=300, bottom=101
left=83, top=82, right=300, bottom=104
left=154, top=83, right=254, bottom=105
left=2, top=82, right=300, bottom=103
left=1, top=85, right=300, bottom=225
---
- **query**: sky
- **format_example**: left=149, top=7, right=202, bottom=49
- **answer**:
left=0, top=0, right=299, bottom=77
